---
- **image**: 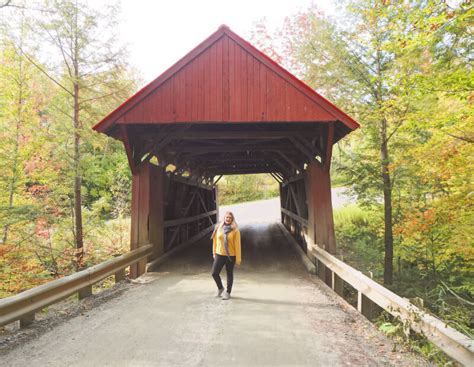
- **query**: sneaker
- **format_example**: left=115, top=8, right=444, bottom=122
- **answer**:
left=216, top=288, right=225, bottom=297
left=221, top=291, right=231, bottom=300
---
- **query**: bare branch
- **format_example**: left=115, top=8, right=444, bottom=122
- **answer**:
left=12, top=42, right=73, bottom=96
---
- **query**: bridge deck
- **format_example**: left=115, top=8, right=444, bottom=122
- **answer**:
left=2, top=221, right=425, bottom=366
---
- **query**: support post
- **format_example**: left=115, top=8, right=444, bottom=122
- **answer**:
left=78, top=285, right=92, bottom=299
left=20, top=313, right=35, bottom=328
left=115, top=269, right=126, bottom=283
left=130, top=162, right=164, bottom=279
left=358, top=292, right=378, bottom=321
left=304, top=161, right=336, bottom=254
left=332, top=272, right=343, bottom=297
left=213, top=185, right=219, bottom=224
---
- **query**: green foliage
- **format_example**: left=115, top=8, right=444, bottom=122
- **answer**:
left=218, top=174, right=279, bottom=205
left=334, top=205, right=385, bottom=278
left=257, top=0, right=473, bottom=348
left=376, top=313, right=455, bottom=365
left=0, top=0, right=136, bottom=297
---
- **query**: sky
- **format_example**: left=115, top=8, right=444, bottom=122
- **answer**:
left=119, top=0, right=334, bottom=83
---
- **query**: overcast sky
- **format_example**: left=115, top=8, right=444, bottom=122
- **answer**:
left=119, top=0, right=334, bottom=83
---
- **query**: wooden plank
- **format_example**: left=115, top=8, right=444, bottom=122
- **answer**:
left=258, top=57, right=267, bottom=121
left=215, top=38, right=223, bottom=120
left=222, top=36, right=230, bottom=122
left=233, top=41, right=242, bottom=121
left=164, top=210, right=218, bottom=228
left=209, top=42, right=217, bottom=120
left=241, top=45, right=248, bottom=121
left=247, top=53, right=254, bottom=121
left=198, top=53, right=205, bottom=120
left=184, top=60, right=192, bottom=121
left=280, top=208, right=308, bottom=226
left=191, top=57, right=198, bottom=121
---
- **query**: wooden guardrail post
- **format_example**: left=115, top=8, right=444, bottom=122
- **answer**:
left=358, top=292, right=377, bottom=321
left=332, top=272, right=343, bottom=296
left=78, top=285, right=93, bottom=300
left=115, top=269, right=126, bottom=283
left=20, top=312, right=35, bottom=328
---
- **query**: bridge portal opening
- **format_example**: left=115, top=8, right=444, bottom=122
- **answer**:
left=92, top=26, right=359, bottom=278
left=217, top=173, right=280, bottom=223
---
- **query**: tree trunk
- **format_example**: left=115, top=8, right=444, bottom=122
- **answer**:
left=73, top=82, right=83, bottom=268
left=73, top=16, right=83, bottom=268
left=381, top=118, right=394, bottom=285
left=2, top=40, right=24, bottom=245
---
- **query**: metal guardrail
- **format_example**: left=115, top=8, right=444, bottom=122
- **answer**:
left=0, top=244, right=153, bottom=328
left=310, top=244, right=474, bottom=366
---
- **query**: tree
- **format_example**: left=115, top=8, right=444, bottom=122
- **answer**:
left=0, top=8, right=45, bottom=245
left=265, top=1, right=472, bottom=288
left=266, top=2, right=408, bottom=284
left=26, top=0, right=129, bottom=267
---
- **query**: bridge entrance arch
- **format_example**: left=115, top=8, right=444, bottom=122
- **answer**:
left=93, top=25, right=359, bottom=279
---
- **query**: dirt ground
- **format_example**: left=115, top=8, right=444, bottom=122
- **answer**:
left=1, top=216, right=428, bottom=366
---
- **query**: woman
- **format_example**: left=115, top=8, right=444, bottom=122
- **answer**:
left=211, top=211, right=241, bottom=300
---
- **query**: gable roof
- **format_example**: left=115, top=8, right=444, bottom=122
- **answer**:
left=93, top=25, right=359, bottom=137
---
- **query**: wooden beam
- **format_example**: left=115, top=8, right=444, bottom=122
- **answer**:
left=277, top=151, right=302, bottom=172
left=288, top=136, right=315, bottom=161
left=281, top=208, right=308, bottom=226
left=295, top=135, right=324, bottom=158
left=143, top=124, right=191, bottom=163
left=270, top=172, right=282, bottom=183
left=164, top=210, right=218, bottom=227
left=166, top=144, right=294, bottom=154
left=214, top=175, right=223, bottom=185
left=325, top=122, right=335, bottom=168
left=172, top=130, right=324, bottom=139
left=120, top=125, right=137, bottom=174
left=288, top=184, right=303, bottom=217
left=196, top=190, right=215, bottom=226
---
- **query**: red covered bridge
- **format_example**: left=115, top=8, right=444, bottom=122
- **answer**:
left=1, top=25, right=471, bottom=367
left=93, top=24, right=359, bottom=279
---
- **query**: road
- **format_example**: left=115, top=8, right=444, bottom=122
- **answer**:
left=2, top=202, right=425, bottom=366
left=220, top=188, right=354, bottom=224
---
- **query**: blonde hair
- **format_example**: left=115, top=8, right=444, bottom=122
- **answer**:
left=211, top=211, right=238, bottom=239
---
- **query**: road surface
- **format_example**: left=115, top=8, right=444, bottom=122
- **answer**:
left=2, top=208, right=426, bottom=366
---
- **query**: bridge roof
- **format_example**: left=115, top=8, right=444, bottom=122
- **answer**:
left=93, top=26, right=359, bottom=179
left=93, top=25, right=359, bottom=139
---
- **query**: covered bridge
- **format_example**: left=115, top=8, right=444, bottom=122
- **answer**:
left=93, top=25, right=359, bottom=279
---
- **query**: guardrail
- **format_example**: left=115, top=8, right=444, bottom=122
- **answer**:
left=0, top=244, right=153, bottom=328
left=309, top=243, right=474, bottom=366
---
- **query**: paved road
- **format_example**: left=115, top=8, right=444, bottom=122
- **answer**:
left=220, top=188, right=355, bottom=224
left=2, top=219, right=425, bottom=366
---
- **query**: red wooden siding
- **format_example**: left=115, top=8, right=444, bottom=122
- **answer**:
left=120, top=35, right=334, bottom=124
left=94, top=26, right=359, bottom=134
